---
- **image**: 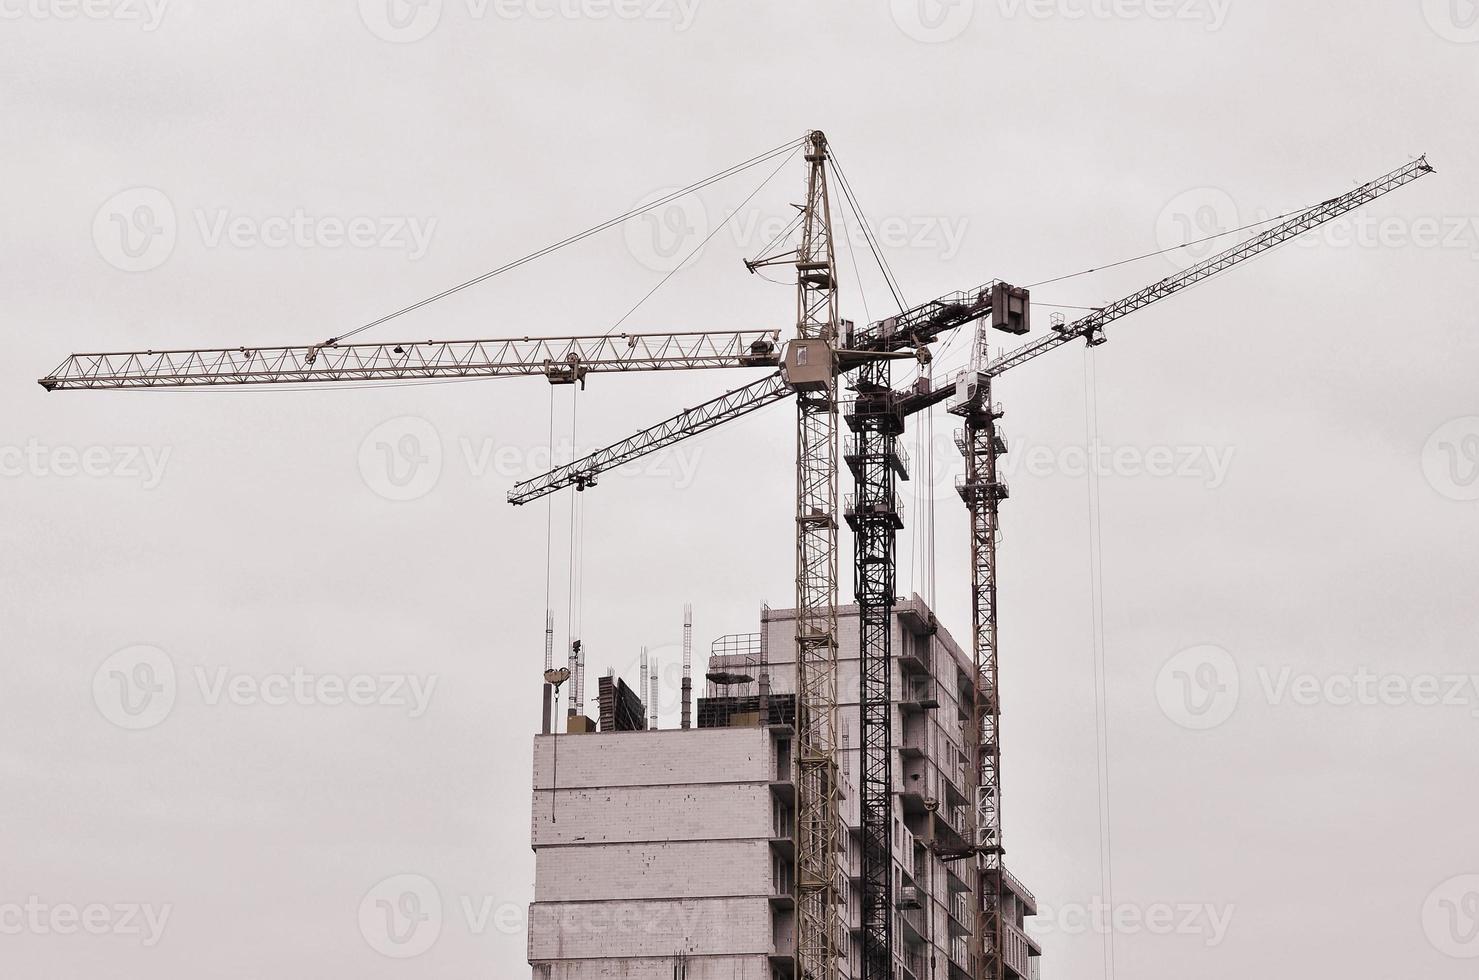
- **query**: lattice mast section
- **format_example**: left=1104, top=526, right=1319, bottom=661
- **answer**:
left=951, top=366, right=1007, bottom=980
left=793, top=129, right=844, bottom=980
left=848, top=336, right=907, bottom=980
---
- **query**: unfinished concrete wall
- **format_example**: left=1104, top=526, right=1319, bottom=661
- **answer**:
left=531, top=783, right=774, bottom=845
left=527, top=896, right=774, bottom=959
left=534, top=956, right=772, bottom=980
left=528, top=726, right=789, bottom=979
left=532, top=726, right=775, bottom=789
left=534, top=840, right=774, bottom=901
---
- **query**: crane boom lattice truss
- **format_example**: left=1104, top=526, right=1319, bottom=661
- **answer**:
left=986, top=156, right=1435, bottom=378
left=508, top=373, right=790, bottom=503
left=39, top=330, right=782, bottom=390
left=39, top=139, right=1433, bottom=980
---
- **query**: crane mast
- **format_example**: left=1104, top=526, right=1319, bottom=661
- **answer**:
left=949, top=368, right=1008, bottom=980
left=791, top=129, right=845, bottom=980
left=846, top=326, right=906, bottom=980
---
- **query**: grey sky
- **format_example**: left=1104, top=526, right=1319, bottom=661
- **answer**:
left=3, top=1, right=1477, bottom=977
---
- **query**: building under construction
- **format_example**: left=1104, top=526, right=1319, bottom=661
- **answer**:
left=528, top=597, right=1042, bottom=980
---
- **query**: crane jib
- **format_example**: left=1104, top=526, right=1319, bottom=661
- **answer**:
left=37, top=330, right=784, bottom=391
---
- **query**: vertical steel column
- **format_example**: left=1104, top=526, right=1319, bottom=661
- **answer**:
left=640, top=648, right=649, bottom=730
left=567, top=640, right=580, bottom=721
left=649, top=659, right=659, bottom=730
left=682, top=604, right=693, bottom=730
left=793, top=129, right=843, bottom=980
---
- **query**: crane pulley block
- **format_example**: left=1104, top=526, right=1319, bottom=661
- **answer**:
left=740, top=337, right=779, bottom=366
left=545, top=359, right=588, bottom=386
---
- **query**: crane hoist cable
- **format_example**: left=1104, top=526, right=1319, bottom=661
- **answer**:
left=547, top=144, right=802, bottom=714
left=924, top=385, right=937, bottom=605
left=324, top=134, right=809, bottom=347
left=545, top=384, right=557, bottom=665
left=566, top=383, right=583, bottom=673
left=1083, top=346, right=1118, bottom=980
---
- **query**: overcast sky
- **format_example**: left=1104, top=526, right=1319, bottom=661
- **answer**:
left=3, top=1, right=1477, bottom=977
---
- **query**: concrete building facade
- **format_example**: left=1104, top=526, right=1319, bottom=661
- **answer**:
left=528, top=596, right=1042, bottom=980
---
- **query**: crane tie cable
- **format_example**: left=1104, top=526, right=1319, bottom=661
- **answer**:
left=323, top=135, right=809, bottom=347
left=829, top=149, right=908, bottom=313
left=604, top=144, right=802, bottom=337
left=1026, top=204, right=1319, bottom=289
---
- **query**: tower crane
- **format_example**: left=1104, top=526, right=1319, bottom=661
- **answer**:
left=40, top=135, right=1432, bottom=980
left=41, top=131, right=862, bottom=980
left=504, top=155, right=1435, bottom=980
